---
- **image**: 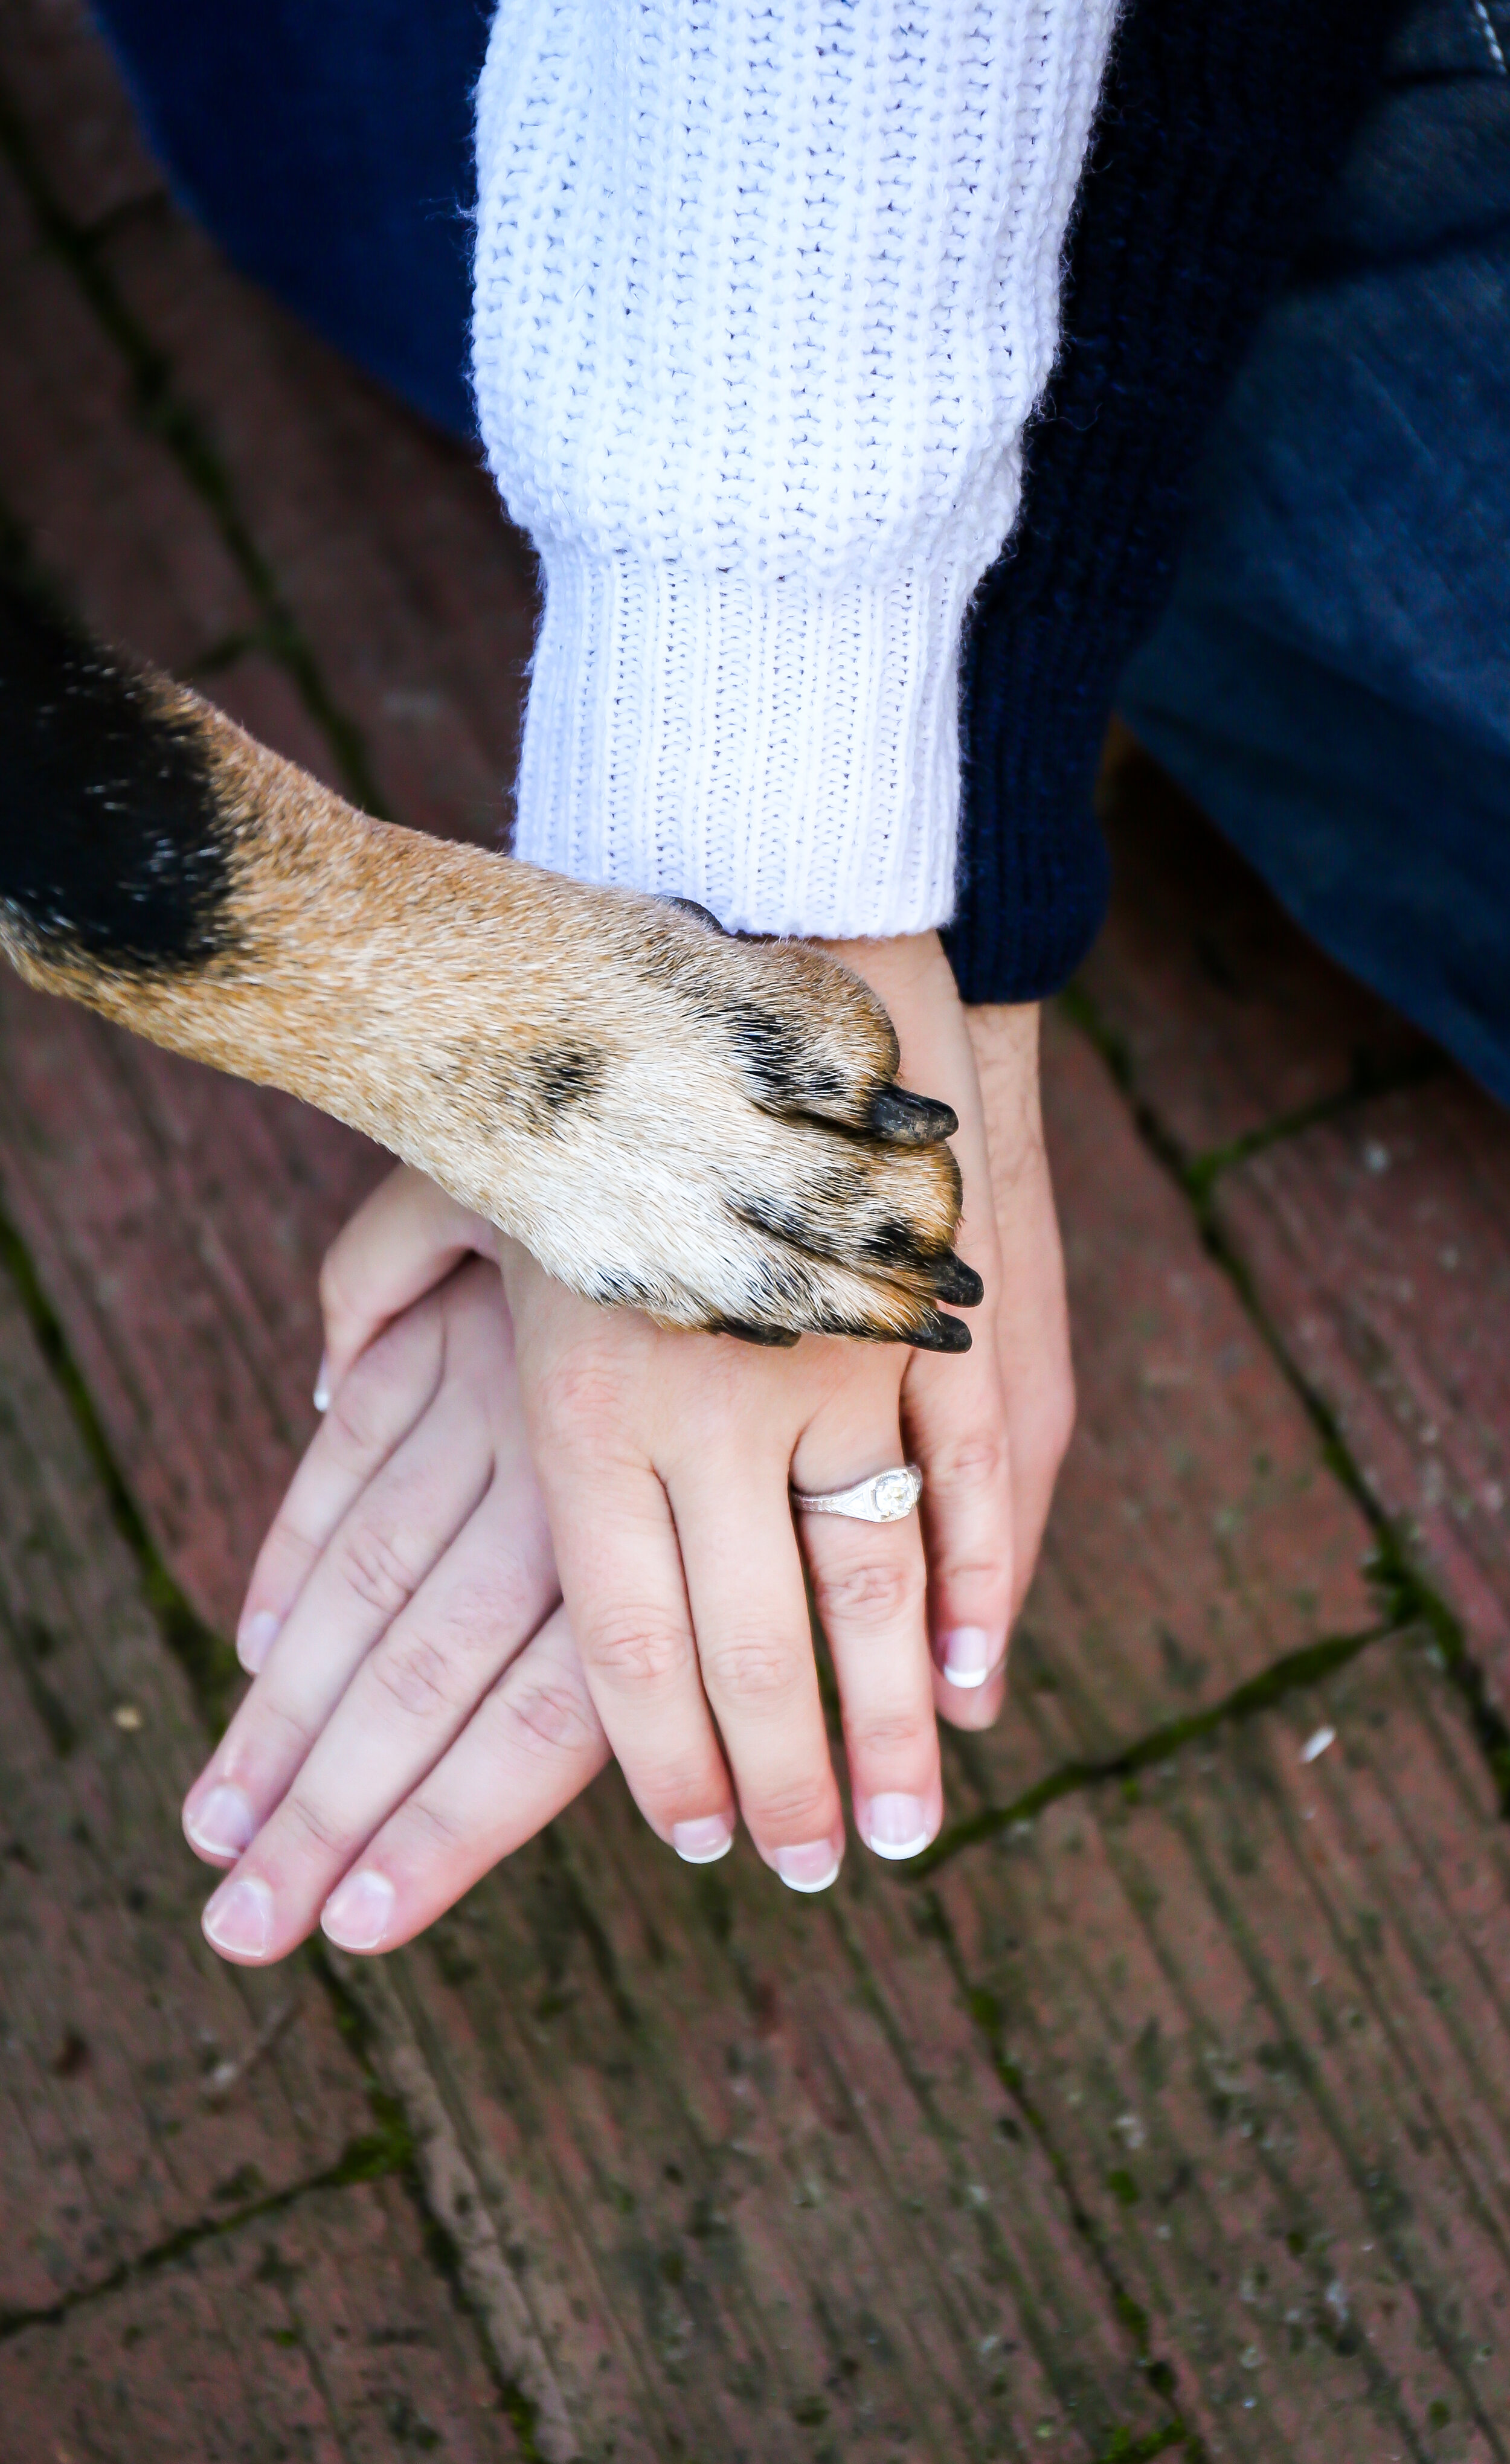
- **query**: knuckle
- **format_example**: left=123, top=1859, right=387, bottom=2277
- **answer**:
left=478, top=1555, right=539, bottom=1637
left=397, top=1789, right=469, bottom=1861
left=705, top=1629, right=804, bottom=1707
left=333, top=1521, right=422, bottom=1619
left=933, top=1550, right=1012, bottom=1597
left=501, top=1670, right=600, bottom=1760
left=425, top=1562, right=535, bottom=1661
left=846, top=1704, right=930, bottom=1762
left=532, top=1347, right=629, bottom=1452
left=811, top=1553, right=922, bottom=1632
left=369, top=1634, right=456, bottom=1723
left=925, top=1428, right=1008, bottom=1497
left=750, top=1772, right=835, bottom=1835
left=281, top=1789, right=347, bottom=1859
left=584, top=1608, right=689, bottom=1692
left=323, top=1376, right=392, bottom=1466
left=253, top=1693, right=320, bottom=1764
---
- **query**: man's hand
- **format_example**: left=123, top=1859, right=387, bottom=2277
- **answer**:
left=182, top=1262, right=606, bottom=1963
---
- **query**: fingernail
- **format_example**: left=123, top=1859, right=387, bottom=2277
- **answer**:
left=673, top=1814, right=734, bottom=1864
left=774, top=1840, right=841, bottom=1894
left=185, top=1782, right=257, bottom=1859
left=866, top=1793, right=934, bottom=1861
left=313, top=1354, right=331, bottom=1413
left=202, top=1874, right=274, bottom=1959
left=939, top=1626, right=1002, bottom=1690
left=238, top=1609, right=281, bottom=1673
left=321, top=1868, right=395, bottom=1952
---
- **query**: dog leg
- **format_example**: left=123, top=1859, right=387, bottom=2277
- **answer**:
left=0, top=573, right=974, bottom=1345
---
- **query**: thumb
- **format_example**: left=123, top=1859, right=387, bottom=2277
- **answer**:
left=317, top=1166, right=496, bottom=1403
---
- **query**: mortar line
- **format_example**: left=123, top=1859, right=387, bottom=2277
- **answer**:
left=0, top=2125, right=413, bottom=2345
left=1176, top=1050, right=1448, bottom=1200
left=0, top=69, right=386, bottom=818
left=911, top=1887, right=1203, bottom=2459
left=914, top=1619, right=1401, bottom=1877
left=1059, top=980, right=1510, bottom=1816
left=0, top=1189, right=550, bottom=2442
left=0, top=1193, right=241, bottom=1727
left=827, top=1894, right=1195, bottom=2457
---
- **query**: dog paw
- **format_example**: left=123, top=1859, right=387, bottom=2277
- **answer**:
left=446, top=884, right=977, bottom=1348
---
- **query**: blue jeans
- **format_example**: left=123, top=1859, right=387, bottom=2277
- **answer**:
left=1120, top=0, right=1510, bottom=1104
left=92, top=0, right=489, bottom=438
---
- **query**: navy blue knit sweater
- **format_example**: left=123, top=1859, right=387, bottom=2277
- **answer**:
left=945, top=0, right=1395, bottom=1005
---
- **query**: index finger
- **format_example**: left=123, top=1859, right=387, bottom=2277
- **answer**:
left=236, top=1290, right=446, bottom=1669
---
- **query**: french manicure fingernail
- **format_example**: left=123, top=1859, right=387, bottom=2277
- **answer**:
left=321, top=1868, right=395, bottom=1952
left=939, top=1626, right=1002, bottom=1690
left=774, top=1839, right=841, bottom=1894
left=313, top=1354, right=331, bottom=1413
left=238, top=1609, right=281, bottom=1673
left=185, top=1782, right=257, bottom=1859
left=866, top=1793, right=934, bottom=1861
left=202, top=1874, right=274, bottom=1959
left=673, top=1814, right=734, bottom=1865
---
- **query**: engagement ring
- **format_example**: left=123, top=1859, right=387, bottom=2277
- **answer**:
left=790, top=1463, right=923, bottom=1524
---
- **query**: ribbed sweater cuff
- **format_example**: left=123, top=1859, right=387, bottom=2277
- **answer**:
left=513, top=544, right=970, bottom=941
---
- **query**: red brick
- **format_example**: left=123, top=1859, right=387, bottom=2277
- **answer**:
left=1081, top=730, right=1431, bottom=1159
left=0, top=156, right=259, bottom=673
left=0, top=1262, right=377, bottom=2312
left=979, top=1013, right=1378, bottom=1797
left=0, top=0, right=164, bottom=228
left=102, top=206, right=539, bottom=845
left=936, top=1641, right=1510, bottom=2461
left=0, top=975, right=384, bottom=1635
left=0, top=2179, right=515, bottom=2463
left=345, top=1772, right=1169, bottom=2464
left=1216, top=1074, right=1510, bottom=1693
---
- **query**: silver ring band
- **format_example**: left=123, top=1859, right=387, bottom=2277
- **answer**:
left=791, top=1463, right=922, bottom=1524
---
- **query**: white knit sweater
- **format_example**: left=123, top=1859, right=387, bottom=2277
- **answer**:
left=472, top=0, right=1117, bottom=941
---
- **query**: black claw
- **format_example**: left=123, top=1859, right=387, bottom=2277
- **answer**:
left=931, top=1252, right=985, bottom=1308
left=667, top=896, right=730, bottom=934
left=907, top=1311, right=972, bottom=1355
left=710, top=1316, right=802, bottom=1347
left=868, top=1086, right=959, bottom=1146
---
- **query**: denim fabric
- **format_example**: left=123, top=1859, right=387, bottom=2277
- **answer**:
left=1120, top=0, right=1510, bottom=1103
left=91, top=0, right=490, bottom=438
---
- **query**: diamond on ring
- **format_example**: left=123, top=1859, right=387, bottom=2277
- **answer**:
left=791, top=1463, right=923, bottom=1524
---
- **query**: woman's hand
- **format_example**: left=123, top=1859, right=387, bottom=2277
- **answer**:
left=184, top=945, right=1075, bottom=1961
left=181, top=1260, right=609, bottom=1965
left=496, top=932, right=1068, bottom=1886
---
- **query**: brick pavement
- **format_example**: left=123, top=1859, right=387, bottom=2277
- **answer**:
left=1, top=5, right=1508, bottom=2458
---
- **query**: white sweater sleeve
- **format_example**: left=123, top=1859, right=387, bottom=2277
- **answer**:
left=472, top=0, right=1117, bottom=941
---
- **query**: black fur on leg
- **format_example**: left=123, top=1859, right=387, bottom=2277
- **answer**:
left=0, top=562, right=233, bottom=972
